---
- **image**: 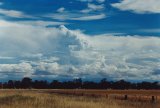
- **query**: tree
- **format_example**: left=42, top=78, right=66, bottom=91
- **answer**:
left=7, top=80, right=14, bottom=89
left=73, top=78, right=82, bottom=89
left=99, top=78, right=110, bottom=89
left=50, top=80, right=62, bottom=89
left=21, top=77, right=32, bottom=89
left=14, top=81, right=21, bottom=89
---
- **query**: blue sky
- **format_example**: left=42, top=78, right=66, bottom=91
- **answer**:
left=0, top=0, right=160, bottom=82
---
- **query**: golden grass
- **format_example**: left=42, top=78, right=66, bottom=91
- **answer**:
left=48, top=89, right=160, bottom=96
left=0, top=90, right=159, bottom=108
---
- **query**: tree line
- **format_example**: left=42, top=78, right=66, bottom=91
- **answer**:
left=0, top=77, right=159, bottom=90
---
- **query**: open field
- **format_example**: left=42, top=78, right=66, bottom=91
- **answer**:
left=0, top=89, right=159, bottom=108
left=48, top=89, right=160, bottom=101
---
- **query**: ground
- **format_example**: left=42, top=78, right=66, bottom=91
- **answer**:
left=0, top=89, right=159, bottom=108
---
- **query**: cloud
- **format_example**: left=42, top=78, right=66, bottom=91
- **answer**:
left=0, top=56, right=14, bottom=60
left=88, top=3, right=104, bottom=10
left=70, top=14, right=106, bottom=21
left=35, top=62, right=60, bottom=75
left=22, top=53, right=43, bottom=59
left=47, top=12, right=106, bottom=21
left=0, top=62, right=34, bottom=77
left=78, top=0, right=105, bottom=3
left=17, top=20, right=68, bottom=27
left=44, top=2, right=106, bottom=21
left=0, top=19, right=160, bottom=81
left=77, top=0, right=93, bottom=2
left=57, top=7, right=65, bottom=13
left=138, top=28, right=160, bottom=33
left=81, top=3, right=105, bottom=13
left=111, top=0, right=160, bottom=14
left=0, top=9, right=34, bottom=18
left=4, top=1, right=105, bottom=22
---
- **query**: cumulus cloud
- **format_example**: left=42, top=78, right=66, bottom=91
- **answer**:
left=111, top=0, right=160, bottom=14
left=35, top=62, right=60, bottom=75
left=0, top=19, right=160, bottom=81
left=0, top=62, right=34, bottom=77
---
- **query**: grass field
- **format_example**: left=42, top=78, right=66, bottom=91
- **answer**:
left=0, top=89, right=159, bottom=108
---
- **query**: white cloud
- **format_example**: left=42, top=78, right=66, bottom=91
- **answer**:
left=0, top=19, right=160, bottom=81
left=88, top=3, right=104, bottom=10
left=41, top=57, right=60, bottom=63
left=71, top=14, right=106, bottom=21
left=0, top=20, right=20, bottom=27
left=57, top=7, right=65, bottom=13
left=45, top=2, right=106, bottom=21
left=0, top=62, right=34, bottom=76
left=17, top=20, right=68, bottom=27
left=47, top=12, right=106, bottom=21
left=78, top=0, right=105, bottom=3
left=81, top=3, right=105, bottom=13
left=35, top=62, right=60, bottom=74
left=77, top=0, right=93, bottom=2
left=22, top=53, right=43, bottom=59
left=0, top=9, right=34, bottom=18
left=80, top=9, right=92, bottom=13
left=0, top=56, right=14, bottom=60
left=111, top=0, right=160, bottom=14
left=139, top=28, right=160, bottom=33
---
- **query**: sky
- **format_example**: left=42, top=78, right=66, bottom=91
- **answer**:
left=0, top=0, right=160, bottom=82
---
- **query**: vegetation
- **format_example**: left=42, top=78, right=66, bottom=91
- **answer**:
left=0, top=77, right=159, bottom=89
left=0, top=90, right=159, bottom=108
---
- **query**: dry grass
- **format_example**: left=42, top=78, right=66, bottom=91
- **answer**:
left=0, top=90, right=159, bottom=108
left=48, top=89, right=160, bottom=101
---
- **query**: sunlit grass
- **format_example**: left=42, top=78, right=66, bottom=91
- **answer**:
left=0, top=90, right=159, bottom=108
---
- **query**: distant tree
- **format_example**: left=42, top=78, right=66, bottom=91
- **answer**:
left=7, top=80, right=15, bottom=89
left=50, top=80, right=62, bottom=89
left=21, top=77, right=32, bottom=89
left=33, top=80, right=49, bottom=89
left=136, top=81, right=158, bottom=90
left=82, top=81, right=98, bottom=89
left=112, top=80, right=131, bottom=89
left=2, top=82, right=8, bottom=89
left=151, top=82, right=160, bottom=89
left=73, top=78, right=82, bottom=89
left=99, top=78, right=110, bottom=89
left=14, top=81, right=21, bottom=89
left=0, top=82, right=3, bottom=89
left=0, top=77, right=159, bottom=90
